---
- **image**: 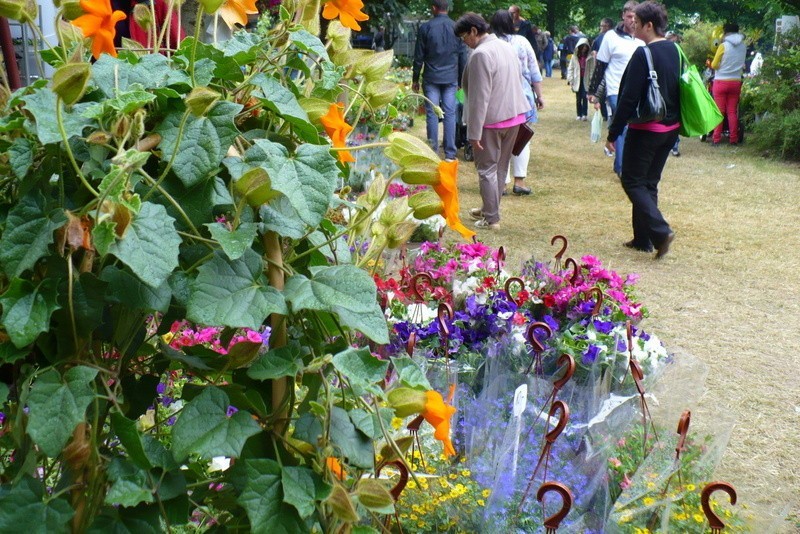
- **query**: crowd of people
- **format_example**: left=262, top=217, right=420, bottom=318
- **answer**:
left=411, top=0, right=748, bottom=261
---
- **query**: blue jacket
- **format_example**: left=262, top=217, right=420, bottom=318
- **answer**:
left=412, top=14, right=468, bottom=85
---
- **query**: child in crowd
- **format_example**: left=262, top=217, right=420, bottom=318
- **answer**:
left=567, top=37, right=591, bottom=120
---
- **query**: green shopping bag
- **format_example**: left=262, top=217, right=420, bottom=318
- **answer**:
left=677, top=45, right=723, bottom=137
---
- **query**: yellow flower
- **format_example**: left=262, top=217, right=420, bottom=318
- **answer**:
left=693, top=513, right=704, bottom=523
left=391, top=417, right=403, bottom=430
left=477, top=499, right=485, bottom=506
left=686, top=484, right=696, bottom=491
left=619, top=513, right=633, bottom=523
left=461, top=469, right=471, bottom=476
left=433, top=159, right=476, bottom=240
left=448, top=473, right=457, bottom=480
left=319, top=103, right=356, bottom=164
left=481, top=489, right=491, bottom=498
left=321, top=0, right=368, bottom=31
left=422, top=388, right=457, bottom=456
left=643, top=497, right=655, bottom=506
left=217, top=0, right=258, bottom=30
left=71, top=0, right=126, bottom=59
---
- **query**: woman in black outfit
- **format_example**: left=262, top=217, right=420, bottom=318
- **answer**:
left=605, top=1, right=679, bottom=259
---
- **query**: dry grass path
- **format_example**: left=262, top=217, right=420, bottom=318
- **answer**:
left=426, top=75, right=800, bottom=529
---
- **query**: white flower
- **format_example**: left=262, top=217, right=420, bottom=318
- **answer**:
left=209, top=456, right=231, bottom=472
left=406, top=303, right=438, bottom=323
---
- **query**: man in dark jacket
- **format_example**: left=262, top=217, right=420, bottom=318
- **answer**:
left=412, top=0, right=468, bottom=161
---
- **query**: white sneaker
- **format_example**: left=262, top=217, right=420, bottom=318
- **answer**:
left=576, top=116, right=582, bottom=121
left=581, top=116, right=588, bottom=121
left=474, top=219, right=500, bottom=230
left=469, top=208, right=483, bottom=220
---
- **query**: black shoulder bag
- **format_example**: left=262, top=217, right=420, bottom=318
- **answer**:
left=629, top=45, right=666, bottom=124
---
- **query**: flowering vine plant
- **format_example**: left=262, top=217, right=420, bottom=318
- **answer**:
left=0, top=0, right=475, bottom=530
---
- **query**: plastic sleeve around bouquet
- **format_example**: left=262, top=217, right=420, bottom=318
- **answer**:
left=449, top=342, right=638, bottom=533
left=603, top=351, right=751, bottom=533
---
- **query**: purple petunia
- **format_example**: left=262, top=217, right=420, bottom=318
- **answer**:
left=226, top=406, right=239, bottom=417
left=593, top=319, right=614, bottom=334
left=582, top=344, right=600, bottom=365
left=156, top=382, right=166, bottom=395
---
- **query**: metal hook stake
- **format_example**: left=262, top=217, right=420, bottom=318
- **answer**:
left=702, top=482, right=737, bottom=533
left=537, top=481, right=573, bottom=533
left=525, top=322, right=553, bottom=376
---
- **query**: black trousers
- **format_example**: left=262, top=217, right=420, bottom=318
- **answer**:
left=620, top=128, right=679, bottom=249
left=576, top=82, right=587, bottom=117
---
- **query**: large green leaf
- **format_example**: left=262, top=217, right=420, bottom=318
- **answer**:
left=9, top=137, right=34, bottom=179
left=244, top=139, right=338, bottom=227
left=171, top=386, right=260, bottom=461
left=176, top=38, right=243, bottom=82
left=391, top=356, right=432, bottom=390
left=187, top=249, right=286, bottom=330
left=331, top=347, right=389, bottom=395
left=107, top=202, right=181, bottom=288
left=100, top=266, right=171, bottom=313
left=0, top=383, right=8, bottom=403
left=88, top=505, right=161, bottom=534
left=0, top=192, right=67, bottom=278
left=0, top=278, right=60, bottom=348
left=284, top=265, right=389, bottom=343
left=205, top=222, right=257, bottom=260
left=329, top=407, right=374, bottom=469
left=105, top=457, right=154, bottom=508
left=111, top=412, right=152, bottom=471
left=258, top=197, right=307, bottom=239
left=221, top=31, right=262, bottom=64
left=282, top=465, right=330, bottom=518
left=251, top=74, right=318, bottom=142
left=21, top=88, right=95, bottom=144
left=237, top=459, right=308, bottom=533
left=146, top=175, right=233, bottom=232
left=25, top=366, right=98, bottom=457
left=289, top=29, right=330, bottom=61
left=0, top=476, right=74, bottom=533
left=156, top=100, right=241, bottom=188
left=92, top=54, right=178, bottom=97
left=247, top=344, right=303, bottom=380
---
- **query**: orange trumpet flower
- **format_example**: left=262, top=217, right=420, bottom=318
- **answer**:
left=433, top=159, right=476, bottom=240
left=71, top=0, right=127, bottom=59
left=422, top=388, right=457, bottom=457
left=321, top=0, right=369, bottom=32
left=320, top=103, right=356, bottom=164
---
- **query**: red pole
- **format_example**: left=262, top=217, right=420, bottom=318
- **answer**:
left=0, top=17, right=22, bottom=90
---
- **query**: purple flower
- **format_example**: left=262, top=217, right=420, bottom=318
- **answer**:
left=166, top=416, right=177, bottom=426
left=543, top=314, right=559, bottom=333
left=161, top=397, right=173, bottom=407
left=582, top=344, right=600, bottom=365
left=156, top=383, right=166, bottom=395
left=616, top=338, right=628, bottom=352
left=593, top=319, right=614, bottom=334
left=226, top=406, right=239, bottom=417
left=0, top=412, right=5, bottom=425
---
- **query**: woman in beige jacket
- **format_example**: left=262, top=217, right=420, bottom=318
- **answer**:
left=455, top=12, right=530, bottom=230
left=566, top=37, right=591, bottom=120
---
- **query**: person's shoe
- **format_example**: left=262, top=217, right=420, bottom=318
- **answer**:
left=576, top=116, right=582, bottom=121
left=444, top=157, right=456, bottom=162
left=654, top=232, right=676, bottom=260
left=671, top=148, right=680, bottom=157
left=581, top=116, right=588, bottom=121
left=474, top=219, right=500, bottom=230
left=623, top=240, right=654, bottom=253
left=512, top=185, right=532, bottom=196
left=469, top=208, right=483, bottom=220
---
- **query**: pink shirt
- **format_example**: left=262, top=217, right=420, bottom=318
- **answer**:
left=628, top=122, right=681, bottom=133
left=485, top=113, right=527, bottom=129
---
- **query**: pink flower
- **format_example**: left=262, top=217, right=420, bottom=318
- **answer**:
left=609, top=457, right=622, bottom=468
left=620, top=474, right=632, bottom=490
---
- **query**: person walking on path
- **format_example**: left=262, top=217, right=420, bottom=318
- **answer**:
left=591, top=17, right=614, bottom=120
left=711, top=22, right=747, bottom=145
left=508, top=5, right=537, bottom=52
left=490, top=9, right=544, bottom=196
left=588, top=0, right=643, bottom=177
left=542, top=31, right=555, bottom=77
left=605, top=0, right=680, bottom=260
left=412, top=0, right=468, bottom=161
left=567, top=37, right=591, bottom=121
left=456, top=12, right=530, bottom=230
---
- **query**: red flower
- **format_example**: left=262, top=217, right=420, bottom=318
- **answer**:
left=542, top=294, right=556, bottom=308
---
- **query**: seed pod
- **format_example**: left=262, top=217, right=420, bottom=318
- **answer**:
left=52, top=62, right=91, bottom=105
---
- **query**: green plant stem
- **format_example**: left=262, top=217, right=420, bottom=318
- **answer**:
left=56, top=97, right=99, bottom=197
left=190, top=3, right=205, bottom=86
left=371, top=396, right=422, bottom=489
left=139, top=170, right=205, bottom=237
left=66, top=254, right=80, bottom=353
left=147, top=109, right=191, bottom=194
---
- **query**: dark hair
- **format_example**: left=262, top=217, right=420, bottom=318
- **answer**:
left=454, top=12, right=490, bottom=37
left=432, top=0, right=448, bottom=11
left=490, top=9, right=515, bottom=39
left=634, top=1, right=667, bottom=37
left=622, top=0, right=638, bottom=14
left=723, top=22, right=739, bottom=34
left=577, top=42, right=590, bottom=57
left=602, top=17, right=615, bottom=28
